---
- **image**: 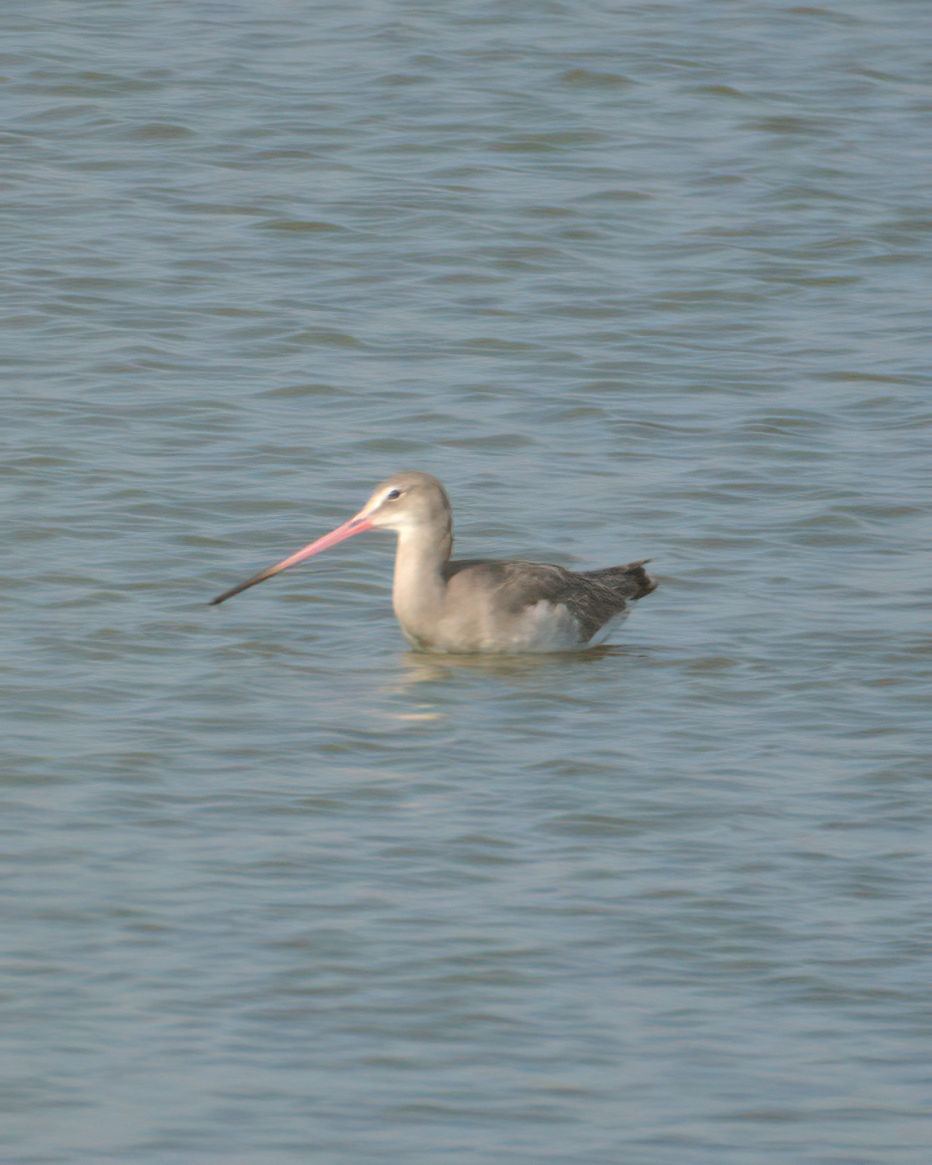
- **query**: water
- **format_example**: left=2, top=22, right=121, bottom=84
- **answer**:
left=3, top=1, right=931, bottom=1162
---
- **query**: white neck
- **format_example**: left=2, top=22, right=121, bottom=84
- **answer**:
left=390, top=524, right=451, bottom=648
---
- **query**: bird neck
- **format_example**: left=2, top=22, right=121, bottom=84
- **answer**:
left=391, top=523, right=452, bottom=645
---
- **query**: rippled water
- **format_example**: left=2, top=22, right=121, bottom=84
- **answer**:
left=4, top=2, right=931, bottom=1162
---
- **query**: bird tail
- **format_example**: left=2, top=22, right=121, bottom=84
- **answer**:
left=584, top=560, right=657, bottom=601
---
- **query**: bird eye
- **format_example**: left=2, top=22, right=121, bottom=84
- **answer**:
left=386, top=489, right=401, bottom=500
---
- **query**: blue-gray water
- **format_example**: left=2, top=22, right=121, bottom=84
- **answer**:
left=4, top=2, right=931, bottom=1162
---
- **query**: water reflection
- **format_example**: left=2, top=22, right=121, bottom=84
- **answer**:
left=390, top=642, right=649, bottom=688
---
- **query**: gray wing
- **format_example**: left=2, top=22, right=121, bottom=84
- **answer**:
left=445, top=559, right=656, bottom=643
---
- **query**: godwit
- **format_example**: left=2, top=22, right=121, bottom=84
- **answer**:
left=211, top=472, right=656, bottom=653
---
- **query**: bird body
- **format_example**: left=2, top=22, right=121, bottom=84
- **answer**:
left=211, top=471, right=656, bottom=654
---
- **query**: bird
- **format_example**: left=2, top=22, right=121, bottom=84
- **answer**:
left=210, top=471, right=656, bottom=654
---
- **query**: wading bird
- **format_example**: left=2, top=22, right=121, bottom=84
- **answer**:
left=211, top=472, right=656, bottom=653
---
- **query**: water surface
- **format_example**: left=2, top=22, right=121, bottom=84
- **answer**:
left=3, top=2, right=931, bottom=1162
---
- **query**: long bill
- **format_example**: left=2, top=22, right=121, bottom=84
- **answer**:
left=210, top=511, right=374, bottom=605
